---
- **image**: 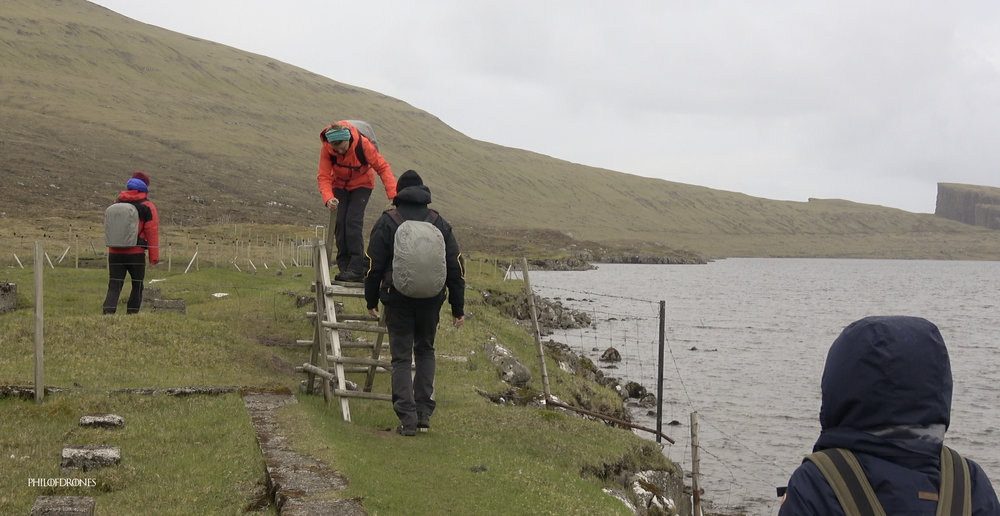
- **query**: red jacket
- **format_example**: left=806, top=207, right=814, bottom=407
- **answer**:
left=108, top=190, right=160, bottom=265
left=316, top=121, right=397, bottom=204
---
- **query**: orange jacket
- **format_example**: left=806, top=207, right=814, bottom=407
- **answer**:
left=317, top=121, right=396, bottom=204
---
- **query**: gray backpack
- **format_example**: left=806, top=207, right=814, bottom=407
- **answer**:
left=345, top=120, right=378, bottom=150
left=345, top=119, right=378, bottom=165
left=387, top=209, right=446, bottom=298
left=104, top=202, right=140, bottom=248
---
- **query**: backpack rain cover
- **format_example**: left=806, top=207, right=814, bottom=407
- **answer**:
left=104, top=202, right=140, bottom=248
left=392, top=219, right=446, bottom=298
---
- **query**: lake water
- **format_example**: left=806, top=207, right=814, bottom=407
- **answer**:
left=530, top=259, right=1000, bottom=516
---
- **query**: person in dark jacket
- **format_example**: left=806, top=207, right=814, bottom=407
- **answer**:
left=102, top=172, right=159, bottom=314
left=317, top=121, right=397, bottom=282
left=779, top=315, right=999, bottom=515
left=364, top=170, right=465, bottom=436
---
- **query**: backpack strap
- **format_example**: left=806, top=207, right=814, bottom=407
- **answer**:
left=807, top=447, right=972, bottom=516
left=806, top=449, right=886, bottom=516
left=382, top=209, right=404, bottom=284
left=938, top=446, right=972, bottom=516
left=354, top=132, right=369, bottom=166
left=386, top=208, right=404, bottom=226
left=386, top=209, right=438, bottom=225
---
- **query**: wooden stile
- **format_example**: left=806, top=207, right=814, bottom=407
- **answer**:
left=303, top=243, right=393, bottom=422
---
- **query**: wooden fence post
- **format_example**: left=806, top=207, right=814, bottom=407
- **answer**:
left=34, top=242, right=44, bottom=403
left=521, top=258, right=552, bottom=405
left=656, top=300, right=665, bottom=443
left=691, top=411, right=702, bottom=516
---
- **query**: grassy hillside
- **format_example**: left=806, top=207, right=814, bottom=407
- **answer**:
left=3, top=0, right=1000, bottom=260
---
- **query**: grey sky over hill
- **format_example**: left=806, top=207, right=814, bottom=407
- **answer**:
left=90, top=0, right=1000, bottom=213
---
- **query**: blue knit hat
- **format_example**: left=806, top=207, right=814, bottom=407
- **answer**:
left=126, top=177, right=148, bottom=192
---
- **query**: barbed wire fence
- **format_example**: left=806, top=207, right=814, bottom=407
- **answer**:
left=1, top=261, right=335, bottom=403
left=533, top=282, right=786, bottom=516
left=1, top=231, right=325, bottom=273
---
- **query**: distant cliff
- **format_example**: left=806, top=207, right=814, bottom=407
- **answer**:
left=936, top=183, right=1000, bottom=230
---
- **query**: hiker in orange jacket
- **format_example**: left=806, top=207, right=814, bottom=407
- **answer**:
left=103, top=171, right=159, bottom=314
left=317, top=121, right=397, bottom=282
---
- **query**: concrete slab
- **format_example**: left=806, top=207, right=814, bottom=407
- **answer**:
left=29, top=496, right=95, bottom=516
left=60, top=445, right=120, bottom=472
left=243, top=391, right=366, bottom=515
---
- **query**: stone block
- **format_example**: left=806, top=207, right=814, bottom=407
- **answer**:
left=30, top=496, right=95, bottom=516
left=60, top=445, right=120, bottom=472
left=151, top=298, right=186, bottom=314
left=79, top=414, right=124, bottom=429
left=143, top=286, right=162, bottom=301
left=0, top=282, right=16, bottom=314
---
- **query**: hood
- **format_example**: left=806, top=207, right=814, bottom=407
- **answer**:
left=820, top=316, right=952, bottom=433
left=393, top=184, right=431, bottom=205
left=118, top=190, right=148, bottom=203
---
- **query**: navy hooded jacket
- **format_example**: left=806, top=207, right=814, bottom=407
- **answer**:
left=779, top=316, right=1000, bottom=515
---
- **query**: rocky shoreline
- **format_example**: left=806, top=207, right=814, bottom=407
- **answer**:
left=480, top=284, right=690, bottom=515
left=489, top=290, right=659, bottom=411
left=527, top=251, right=706, bottom=271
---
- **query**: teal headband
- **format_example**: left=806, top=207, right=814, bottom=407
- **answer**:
left=325, top=129, right=351, bottom=142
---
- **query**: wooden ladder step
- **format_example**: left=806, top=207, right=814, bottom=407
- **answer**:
left=334, top=390, right=391, bottom=401
left=305, top=312, right=378, bottom=322
left=340, top=341, right=378, bottom=349
left=339, top=314, right=379, bottom=322
left=298, top=339, right=380, bottom=350
left=328, top=356, right=391, bottom=368
left=324, top=285, right=365, bottom=298
left=321, top=321, right=387, bottom=333
left=297, top=365, right=388, bottom=375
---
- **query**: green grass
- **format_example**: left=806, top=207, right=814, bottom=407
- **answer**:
left=0, top=260, right=676, bottom=514
left=284, top=396, right=665, bottom=515
left=0, top=392, right=269, bottom=515
left=0, top=267, right=306, bottom=389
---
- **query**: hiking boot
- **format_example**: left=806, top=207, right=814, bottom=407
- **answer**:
left=335, top=270, right=363, bottom=283
left=417, top=415, right=430, bottom=433
left=396, top=424, right=416, bottom=437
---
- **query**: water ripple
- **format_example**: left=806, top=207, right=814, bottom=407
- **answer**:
left=533, top=259, right=1000, bottom=516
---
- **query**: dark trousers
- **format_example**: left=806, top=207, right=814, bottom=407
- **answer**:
left=103, top=252, right=146, bottom=314
left=333, top=187, right=372, bottom=273
left=385, top=300, right=443, bottom=427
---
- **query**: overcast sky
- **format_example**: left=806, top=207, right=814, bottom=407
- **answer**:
left=89, top=0, right=1000, bottom=213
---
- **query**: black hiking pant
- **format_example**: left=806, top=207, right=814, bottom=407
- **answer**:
left=385, top=299, right=443, bottom=428
left=103, top=252, right=146, bottom=314
left=333, top=187, right=371, bottom=274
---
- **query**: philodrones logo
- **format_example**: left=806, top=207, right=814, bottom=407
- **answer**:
left=28, top=478, right=97, bottom=488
